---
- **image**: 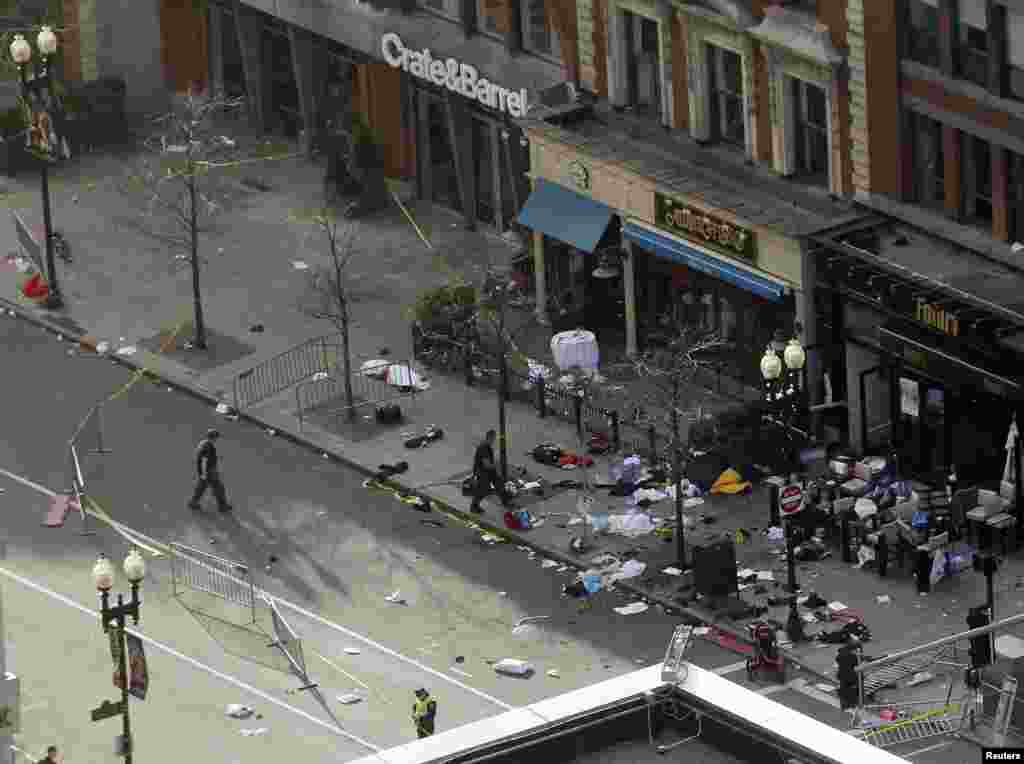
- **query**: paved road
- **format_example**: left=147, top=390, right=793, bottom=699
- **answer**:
left=0, top=315, right=971, bottom=763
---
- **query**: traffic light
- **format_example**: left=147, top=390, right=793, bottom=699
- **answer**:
left=967, top=606, right=992, bottom=668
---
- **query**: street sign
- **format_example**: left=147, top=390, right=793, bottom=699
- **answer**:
left=779, top=485, right=804, bottom=516
left=90, top=699, right=124, bottom=722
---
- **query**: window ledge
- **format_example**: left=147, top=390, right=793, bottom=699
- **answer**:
left=749, top=5, right=843, bottom=68
left=901, top=59, right=1024, bottom=124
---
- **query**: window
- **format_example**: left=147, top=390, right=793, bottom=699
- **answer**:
left=1008, top=11, right=1024, bottom=102
left=624, top=11, right=661, bottom=119
left=1009, top=151, right=1024, bottom=242
left=422, top=0, right=459, bottom=18
left=908, top=110, right=945, bottom=209
left=958, top=4, right=988, bottom=87
left=792, top=78, right=828, bottom=182
left=707, top=44, right=744, bottom=147
left=906, top=0, right=940, bottom=68
left=962, top=134, right=992, bottom=226
left=520, top=0, right=559, bottom=57
left=477, top=0, right=505, bottom=35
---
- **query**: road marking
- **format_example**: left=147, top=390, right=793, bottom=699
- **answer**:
left=0, top=564, right=380, bottom=752
left=0, top=467, right=162, bottom=556
left=787, top=678, right=841, bottom=708
left=0, top=463, right=516, bottom=712
left=713, top=660, right=748, bottom=676
left=904, top=741, right=953, bottom=757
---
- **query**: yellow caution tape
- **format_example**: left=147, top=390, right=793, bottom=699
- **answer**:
left=105, top=313, right=190, bottom=403
left=864, top=704, right=961, bottom=736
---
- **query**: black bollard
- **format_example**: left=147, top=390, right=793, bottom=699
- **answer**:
left=768, top=482, right=780, bottom=526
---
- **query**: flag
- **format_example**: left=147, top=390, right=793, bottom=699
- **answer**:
left=126, top=633, right=149, bottom=701
left=109, top=630, right=125, bottom=691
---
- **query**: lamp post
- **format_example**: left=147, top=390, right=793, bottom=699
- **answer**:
left=93, top=550, right=146, bottom=763
left=10, top=27, right=62, bottom=309
left=551, top=330, right=600, bottom=551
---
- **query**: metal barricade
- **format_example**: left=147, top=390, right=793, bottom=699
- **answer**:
left=232, top=334, right=339, bottom=409
left=66, top=402, right=112, bottom=536
left=294, top=358, right=419, bottom=428
left=168, top=542, right=256, bottom=624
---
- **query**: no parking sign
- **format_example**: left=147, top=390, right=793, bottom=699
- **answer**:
left=779, top=485, right=804, bottom=516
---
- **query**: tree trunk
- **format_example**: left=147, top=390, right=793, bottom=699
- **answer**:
left=188, top=172, right=207, bottom=349
left=672, top=374, right=686, bottom=569
left=341, top=311, right=356, bottom=422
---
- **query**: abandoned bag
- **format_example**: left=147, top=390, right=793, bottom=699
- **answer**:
left=375, top=403, right=402, bottom=424
left=461, top=475, right=478, bottom=497
left=532, top=443, right=562, bottom=466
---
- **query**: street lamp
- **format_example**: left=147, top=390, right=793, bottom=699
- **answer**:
left=92, top=550, right=146, bottom=763
left=10, top=27, right=63, bottom=309
left=552, top=329, right=600, bottom=551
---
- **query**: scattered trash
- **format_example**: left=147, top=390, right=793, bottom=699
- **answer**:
left=115, top=345, right=138, bottom=357
left=756, top=571, right=775, bottom=582
left=215, top=402, right=233, bottom=415
left=317, top=511, right=327, bottom=517
left=421, top=519, right=445, bottom=528
left=226, top=704, right=255, bottom=719
left=455, top=656, right=465, bottom=664
left=875, top=594, right=891, bottom=605
left=249, top=323, right=265, bottom=333
left=95, top=341, right=111, bottom=354
left=312, top=371, right=330, bottom=381
left=240, top=728, right=268, bottom=737
left=209, top=537, right=217, bottom=544
left=291, top=260, right=309, bottom=270
left=266, top=428, right=276, bottom=436
left=905, top=672, right=935, bottom=687
left=613, top=602, right=649, bottom=616
left=662, top=567, right=683, bottom=576
left=498, top=591, right=507, bottom=597
left=481, top=533, right=504, bottom=546
left=541, top=560, right=558, bottom=569
left=556, top=565, right=569, bottom=573
left=322, top=452, right=330, bottom=459
left=546, top=669, right=561, bottom=678
left=343, top=648, right=361, bottom=655
left=385, top=590, right=406, bottom=605
left=493, top=658, right=534, bottom=676
left=827, top=601, right=847, bottom=612
left=268, top=555, right=278, bottom=565
left=815, top=684, right=835, bottom=693
left=337, top=693, right=362, bottom=705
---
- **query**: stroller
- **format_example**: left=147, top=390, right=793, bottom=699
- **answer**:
left=746, top=623, right=786, bottom=682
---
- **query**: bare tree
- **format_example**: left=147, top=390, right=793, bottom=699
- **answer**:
left=120, top=90, right=292, bottom=350
left=621, top=324, right=729, bottom=568
left=299, top=209, right=361, bottom=421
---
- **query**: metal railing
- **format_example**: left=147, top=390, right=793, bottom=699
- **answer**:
left=66, top=402, right=111, bottom=535
left=232, top=334, right=340, bottom=410
left=294, top=358, right=419, bottom=428
left=168, top=542, right=257, bottom=624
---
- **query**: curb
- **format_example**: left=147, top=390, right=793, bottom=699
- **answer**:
left=2, top=297, right=838, bottom=688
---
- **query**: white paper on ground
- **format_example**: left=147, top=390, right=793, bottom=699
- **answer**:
left=614, top=602, right=649, bottom=615
left=756, top=571, right=775, bottom=581
left=493, top=658, right=533, bottom=676
left=828, top=601, right=847, bottom=612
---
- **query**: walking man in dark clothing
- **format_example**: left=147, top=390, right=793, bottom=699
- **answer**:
left=469, top=429, right=511, bottom=514
left=188, top=429, right=232, bottom=512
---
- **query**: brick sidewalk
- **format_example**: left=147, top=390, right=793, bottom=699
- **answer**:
left=3, top=143, right=1018, bottom=693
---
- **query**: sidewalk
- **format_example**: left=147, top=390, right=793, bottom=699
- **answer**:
left=2, top=141, right=1018, bottom=695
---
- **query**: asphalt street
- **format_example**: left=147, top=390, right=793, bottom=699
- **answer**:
left=0, top=315, right=972, bottom=763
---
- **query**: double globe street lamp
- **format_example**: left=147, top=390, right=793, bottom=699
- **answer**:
left=92, top=550, right=146, bottom=763
left=10, top=26, right=63, bottom=309
left=760, top=332, right=807, bottom=643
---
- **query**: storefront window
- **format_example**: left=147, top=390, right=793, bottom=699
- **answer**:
left=958, top=13, right=989, bottom=87
left=220, top=9, right=245, bottom=98
left=719, top=297, right=737, bottom=341
left=521, top=0, right=560, bottom=58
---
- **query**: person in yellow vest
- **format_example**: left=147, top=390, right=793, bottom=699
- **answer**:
left=412, top=688, right=437, bottom=738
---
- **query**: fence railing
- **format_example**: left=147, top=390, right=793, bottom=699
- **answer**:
left=232, top=334, right=340, bottom=410
left=66, top=402, right=112, bottom=535
left=168, top=542, right=257, bottom=624
left=294, top=359, right=419, bottom=429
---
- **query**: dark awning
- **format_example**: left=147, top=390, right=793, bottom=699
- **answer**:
left=517, top=179, right=614, bottom=254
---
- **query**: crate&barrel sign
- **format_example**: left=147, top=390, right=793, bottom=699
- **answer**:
left=654, top=192, right=755, bottom=261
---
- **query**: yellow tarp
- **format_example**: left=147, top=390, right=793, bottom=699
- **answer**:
left=710, top=468, right=751, bottom=495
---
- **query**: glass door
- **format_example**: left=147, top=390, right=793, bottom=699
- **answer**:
left=426, top=96, right=461, bottom=212
left=471, top=117, right=497, bottom=227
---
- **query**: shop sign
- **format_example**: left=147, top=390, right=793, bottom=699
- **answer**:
left=564, top=159, right=590, bottom=191
left=654, top=193, right=755, bottom=261
left=381, top=32, right=528, bottom=118
left=915, top=299, right=960, bottom=337
left=779, top=484, right=804, bottom=515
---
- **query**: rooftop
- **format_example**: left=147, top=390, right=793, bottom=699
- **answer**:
left=522, top=102, right=859, bottom=238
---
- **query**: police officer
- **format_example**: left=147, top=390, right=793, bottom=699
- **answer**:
left=412, top=688, right=437, bottom=738
left=188, top=429, right=232, bottom=512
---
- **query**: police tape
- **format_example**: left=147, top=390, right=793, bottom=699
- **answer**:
left=80, top=495, right=165, bottom=558
left=104, top=314, right=190, bottom=403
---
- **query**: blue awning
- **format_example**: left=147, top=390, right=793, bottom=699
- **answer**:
left=623, top=222, right=787, bottom=302
left=517, top=179, right=614, bottom=254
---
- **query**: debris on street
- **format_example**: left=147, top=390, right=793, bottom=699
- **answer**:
left=493, top=658, right=533, bottom=676
left=226, top=704, right=255, bottom=719
left=337, top=693, right=362, bottom=705
left=613, top=602, right=649, bottom=616
left=343, top=647, right=361, bottom=655
left=240, top=727, right=268, bottom=737
left=385, top=590, right=406, bottom=605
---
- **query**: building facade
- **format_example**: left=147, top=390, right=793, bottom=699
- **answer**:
left=203, top=0, right=578, bottom=233
left=809, top=0, right=1024, bottom=487
left=517, top=0, right=857, bottom=392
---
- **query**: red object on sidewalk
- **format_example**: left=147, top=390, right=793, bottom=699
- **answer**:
left=21, top=272, right=49, bottom=299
